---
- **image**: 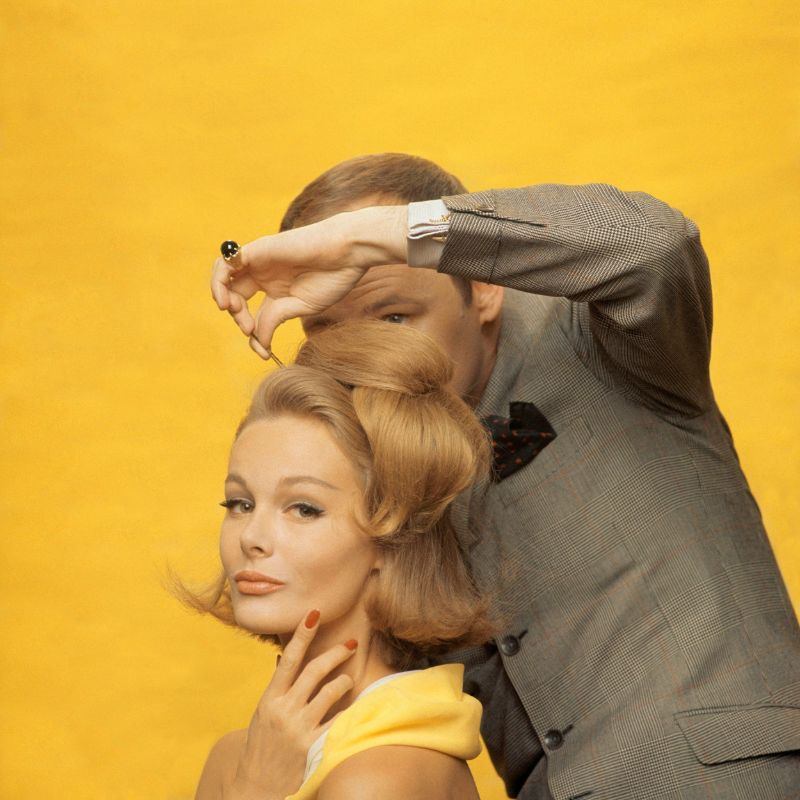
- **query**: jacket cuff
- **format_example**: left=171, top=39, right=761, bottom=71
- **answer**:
left=438, top=190, right=502, bottom=283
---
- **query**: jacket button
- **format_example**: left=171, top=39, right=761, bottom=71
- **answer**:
left=499, top=635, right=520, bottom=656
left=543, top=729, right=564, bottom=750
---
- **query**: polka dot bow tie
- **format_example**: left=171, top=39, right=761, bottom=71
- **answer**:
left=481, top=401, right=557, bottom=482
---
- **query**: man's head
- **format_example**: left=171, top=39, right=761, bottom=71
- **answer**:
left=280, top=153, right=503, bottom=406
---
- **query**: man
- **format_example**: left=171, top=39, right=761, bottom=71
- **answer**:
left=210, top=153, right=800, bottom=799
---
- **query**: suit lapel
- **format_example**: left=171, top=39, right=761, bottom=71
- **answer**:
left=452, top=291, right=553, bottom=551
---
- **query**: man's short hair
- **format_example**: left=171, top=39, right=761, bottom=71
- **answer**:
left=279, top=153, right=472, bottom=304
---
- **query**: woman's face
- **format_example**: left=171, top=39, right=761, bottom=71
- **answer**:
left=219, top=414, right=379, bottom=636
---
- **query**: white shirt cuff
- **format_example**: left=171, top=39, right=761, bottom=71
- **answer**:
left=407, top=199, right=450, bottom=268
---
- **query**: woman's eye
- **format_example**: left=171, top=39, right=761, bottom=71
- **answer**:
left=382, top=313, right=406, bottom=324
left=219, top=499, right=253, bottom=513
left=289, top=502, right=324, bottom=519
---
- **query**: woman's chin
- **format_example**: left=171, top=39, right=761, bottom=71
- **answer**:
left=233, top=605, right=295, bottom=636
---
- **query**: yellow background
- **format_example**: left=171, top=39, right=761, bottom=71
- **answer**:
left=2, top=2, right=798, bottom=798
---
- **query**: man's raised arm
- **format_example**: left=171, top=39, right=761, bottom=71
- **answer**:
left=429, top=183, right=714, bottom=417
left=211, top=182, right=712, bottom=416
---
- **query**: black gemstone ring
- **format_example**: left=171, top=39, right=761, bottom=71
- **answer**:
left=220, top=240, right=241, bottom=262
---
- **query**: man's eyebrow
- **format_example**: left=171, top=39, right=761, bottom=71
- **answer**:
left=225, top=473, right=342, bottom=492
left=304, top=296, right=422, bottom=329
left=363, top=295, right=422, bottom=314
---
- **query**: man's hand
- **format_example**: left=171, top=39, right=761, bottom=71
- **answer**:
left=210, top=205, right=408, bottom=358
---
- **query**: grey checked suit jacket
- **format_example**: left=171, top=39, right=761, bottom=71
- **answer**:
left=427, top=184, right=800, bottom=799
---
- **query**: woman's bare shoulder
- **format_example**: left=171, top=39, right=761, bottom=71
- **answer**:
left=317, top=745, right=479, bottom=800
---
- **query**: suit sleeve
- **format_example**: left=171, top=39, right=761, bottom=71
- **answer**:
left=438, top=183, right=714, bottom=417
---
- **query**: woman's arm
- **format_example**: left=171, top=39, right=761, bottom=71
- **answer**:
left=194, top=729, right=247, bottom=800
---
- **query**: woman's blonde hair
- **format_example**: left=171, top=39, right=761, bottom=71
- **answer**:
left=165, top=320, right=497, bottom=668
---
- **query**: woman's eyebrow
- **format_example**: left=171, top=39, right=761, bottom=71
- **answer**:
left=278, top=475, right=342, bottom=492
left=225, top=474, right=342, bottom=491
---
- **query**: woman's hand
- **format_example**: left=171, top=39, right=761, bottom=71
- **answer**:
left=223, top=609, right=358, bottom=800
left=209, top=205, right=408, bottom=359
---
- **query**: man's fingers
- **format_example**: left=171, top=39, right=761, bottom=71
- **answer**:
left=210, top=250, right=262, bottom=335
left=249, top=335, right=271, bottom=360
left=227, top=271, right=260, bottom=300
left=227, top=292, right=256, bottom=336
left=210, top=256, right=238, bottom=310
left=251, top=294, right=315, bottom=355
left=210, top=251, right=258, bottom=307
left=267, top=609, right=321, bottom=695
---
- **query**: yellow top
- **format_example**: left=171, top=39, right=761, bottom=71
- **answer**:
left=286, top=663, right=483, bottom=799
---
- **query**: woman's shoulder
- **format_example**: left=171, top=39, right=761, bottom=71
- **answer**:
left=317, top=744, right=479, bottom=800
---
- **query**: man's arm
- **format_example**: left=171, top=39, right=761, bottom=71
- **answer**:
left=213, top=182, right=713, bottom=417
left=431, top=184, right=713, bottom=417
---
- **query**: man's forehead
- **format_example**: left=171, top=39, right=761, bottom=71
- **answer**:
left=304, top=265, right=432, bottom=326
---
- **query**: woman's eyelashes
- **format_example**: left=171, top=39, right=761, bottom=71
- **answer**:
left=288, top=502, right=324, bottom=520
left=220, top=498, right=253, bottom=513
left=219, top=498, right=324, bottom=519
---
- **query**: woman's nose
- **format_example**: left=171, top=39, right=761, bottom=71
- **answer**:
left=238, top=511, right=275, bottom=556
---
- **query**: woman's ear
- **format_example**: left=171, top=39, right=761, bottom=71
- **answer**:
left=471, top=281, right=504, bottom=325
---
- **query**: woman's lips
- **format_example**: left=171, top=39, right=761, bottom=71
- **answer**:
left=233, top=570, right=285, bottom=596
left=236, top=580, right=284, bottom=596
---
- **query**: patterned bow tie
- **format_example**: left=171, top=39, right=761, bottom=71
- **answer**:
left=481, top=401, right=557, bottom=482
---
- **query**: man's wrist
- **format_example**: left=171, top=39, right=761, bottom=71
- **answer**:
left=344, top=205, right=408, bottom=268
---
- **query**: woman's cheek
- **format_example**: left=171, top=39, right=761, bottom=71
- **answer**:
left=299, top=538, right=370, bottom=605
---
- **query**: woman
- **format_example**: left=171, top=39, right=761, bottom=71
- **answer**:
left=169, top=319, right=497, bottom=799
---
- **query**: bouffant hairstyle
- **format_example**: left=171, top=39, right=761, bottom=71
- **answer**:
left=166, top=320, right=497, bottom=668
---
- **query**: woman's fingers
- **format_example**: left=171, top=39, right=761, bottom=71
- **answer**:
left=305, top=674, right=355, bottom=729
left=268, top=609, right=321, bottom=695
left=287, top=641, right=358, bottom=707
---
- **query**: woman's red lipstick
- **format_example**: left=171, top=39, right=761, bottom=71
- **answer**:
left=234, top=570, right=285, bottom=595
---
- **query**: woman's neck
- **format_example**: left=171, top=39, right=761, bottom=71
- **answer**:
left=314, top=632, right=397, bottom=724
left=279, top=612, right=398, bottom=724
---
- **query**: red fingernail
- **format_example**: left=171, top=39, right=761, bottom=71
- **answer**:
left=345, top=639, right=358, bottom=650
left=305, top=609, right=320, bottom=628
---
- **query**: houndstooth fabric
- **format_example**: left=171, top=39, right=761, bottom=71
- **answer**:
left=430, top=184, right=800, bottom=799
